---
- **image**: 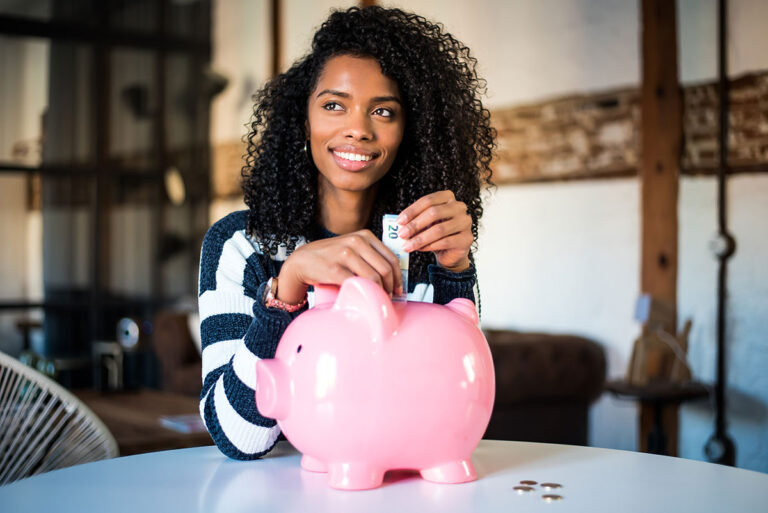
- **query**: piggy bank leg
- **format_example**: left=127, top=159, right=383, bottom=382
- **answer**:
left=420, top=459, right=477, bottom=484
left=327, top=462, right=385, bottom=490
left=300, top=454, right=328, bottom=473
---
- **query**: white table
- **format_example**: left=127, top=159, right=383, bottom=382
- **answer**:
left=1, top=440, right=766, bottom=512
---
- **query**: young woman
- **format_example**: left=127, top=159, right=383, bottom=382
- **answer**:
left=199, top=6, right=495, bottom=460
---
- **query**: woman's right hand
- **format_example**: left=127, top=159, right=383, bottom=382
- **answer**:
left=275, top=230, right=403, bottom=304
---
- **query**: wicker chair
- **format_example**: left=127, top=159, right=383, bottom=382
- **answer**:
left=0, top=350, right=118, bottom=485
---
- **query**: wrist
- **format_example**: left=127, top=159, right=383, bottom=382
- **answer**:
left=275, top=261, right=308, bottom=305
left=263, top=277, right=307, bottom=312
left=440, top=257, right=471, bottom=273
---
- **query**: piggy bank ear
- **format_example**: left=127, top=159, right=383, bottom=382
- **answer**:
left=313, top=283, right=339, bottom=307
left=444, top=298, right=479, bottom=325
left=333, top=277, right=399, bottom=343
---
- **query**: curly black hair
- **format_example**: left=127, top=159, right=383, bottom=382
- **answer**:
left=242, top=6, right=495, bottom=285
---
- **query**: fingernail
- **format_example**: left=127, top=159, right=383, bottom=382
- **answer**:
left=396, top=213, right=406, bottom=225
left=398, top=225, right=409, bottom=238
left=403, top=241, right=414, bottom=252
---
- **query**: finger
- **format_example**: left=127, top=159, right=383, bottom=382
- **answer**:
left=370, top=241, right=403, bottom=295
left=396, top=190, right=454, bottom=228
left=355, top=231, right=403, bottom=295
left=291, top=241, right=354, bottom=287
left=310, top=262, right=356, bottom=289
left=397, top=202, right=461, bottom=240
left=399, top=200, right=466, bottom=240
left=356, top=243, right=398, bottom=295
left=402, top=210, right=470, bottom=252
left=339, top=245, right=391, bottom=293
left=417, top=231, right=474, bottom=254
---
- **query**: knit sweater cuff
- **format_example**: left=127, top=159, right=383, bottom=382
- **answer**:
left=244, top=281, right=306, bottom=358
left=428, top=263, right=476, bottom=305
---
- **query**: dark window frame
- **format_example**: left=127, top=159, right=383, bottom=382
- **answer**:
left=0, top=1, right=212, bottom=383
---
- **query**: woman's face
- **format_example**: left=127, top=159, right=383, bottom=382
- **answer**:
left=307, top=55, right=405, bottom=195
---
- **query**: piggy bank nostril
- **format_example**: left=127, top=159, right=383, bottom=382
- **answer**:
left=297, top=345, right=302, bottom=353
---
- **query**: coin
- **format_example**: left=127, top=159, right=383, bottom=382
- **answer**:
left=519, top=480, right=538, bottom=485
left=541, top=482, right=563, bottom=490
left=513, top=486, right=535, bottom=494
left=542, top=494, right=564, bottom=502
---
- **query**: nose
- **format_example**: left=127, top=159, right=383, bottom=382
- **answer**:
left=343, top=109, right=373, bottom=141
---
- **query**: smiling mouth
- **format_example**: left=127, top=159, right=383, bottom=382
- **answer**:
left=329, top=149, right=380, bottom=171
left=331, top=150, right=376, bottom=162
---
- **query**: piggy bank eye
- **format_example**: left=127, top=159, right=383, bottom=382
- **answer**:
left=296, top=345, right=302, bottom=354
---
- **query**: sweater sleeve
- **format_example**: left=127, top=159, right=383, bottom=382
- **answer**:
left=428, top=262, right=477, bottom=305
left=197, top=213, right=304, bottom=460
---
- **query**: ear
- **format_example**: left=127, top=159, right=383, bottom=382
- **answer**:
left=333, top=277, right=399, bottom=343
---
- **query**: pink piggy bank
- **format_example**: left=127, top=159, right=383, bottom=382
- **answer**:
left=255, top=277, right=495, bottom=490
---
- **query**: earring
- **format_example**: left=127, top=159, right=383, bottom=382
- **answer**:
left=303, top=140, right=313, bottom=165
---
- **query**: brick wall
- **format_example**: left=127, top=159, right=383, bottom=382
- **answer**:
left=683, top=73, right=768, bottom=172
left=492, top=71, right=768, bottom=184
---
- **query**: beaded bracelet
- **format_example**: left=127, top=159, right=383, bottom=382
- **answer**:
left=263, top=277, right=307, bottom=313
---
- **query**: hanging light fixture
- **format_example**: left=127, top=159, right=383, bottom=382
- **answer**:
left=704, top=0, right=736, bottom=467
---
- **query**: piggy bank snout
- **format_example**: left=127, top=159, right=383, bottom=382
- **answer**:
left=255, top=359, right=289, bottom=420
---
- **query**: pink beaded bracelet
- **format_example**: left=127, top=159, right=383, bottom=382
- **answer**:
left=262, top=277, right=307, bottom=313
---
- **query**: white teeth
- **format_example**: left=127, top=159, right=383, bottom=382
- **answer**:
left=334, top=151, right=373, bottom=162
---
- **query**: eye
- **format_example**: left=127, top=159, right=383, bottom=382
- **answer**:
left=297, top=345, right=302, bottom=353
left=373, top=107, right=394, bottom=118
left=322, top=101, right=343, bottom=111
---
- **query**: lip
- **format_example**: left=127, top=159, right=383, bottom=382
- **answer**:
left=329, top=146, right=380, bottom=172
left=330, top=144, right=378, bottom=157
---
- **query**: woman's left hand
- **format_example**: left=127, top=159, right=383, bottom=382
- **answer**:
left=396, top=190, right=473, bottom=272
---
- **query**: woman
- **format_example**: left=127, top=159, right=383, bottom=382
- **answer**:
left=199, top=6, right=495, bottom=460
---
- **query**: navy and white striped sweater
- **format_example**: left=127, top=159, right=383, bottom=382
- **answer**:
left=198, top=210, right=477, bottom=460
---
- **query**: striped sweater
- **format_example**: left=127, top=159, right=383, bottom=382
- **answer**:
left=198, top=210, right=477, bottom=460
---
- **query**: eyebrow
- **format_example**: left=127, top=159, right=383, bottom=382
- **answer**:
left=315, top=89, right=401, bottom=104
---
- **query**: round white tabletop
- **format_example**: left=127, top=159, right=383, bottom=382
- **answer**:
left=1, top=440, right=766, bottom=512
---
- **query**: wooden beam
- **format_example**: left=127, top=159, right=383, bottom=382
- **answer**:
left=639, top=0, right=682, bottom=455
left=270, top=0, right=282, bottom=77
left=640, top=0, right=680, bottom=330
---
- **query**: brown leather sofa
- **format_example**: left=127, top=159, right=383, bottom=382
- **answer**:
left=152, top=310, right=202, bottom=397
left=483, top=329, right=606, bottom=445
left=152, top=312, right=606, bottom=445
